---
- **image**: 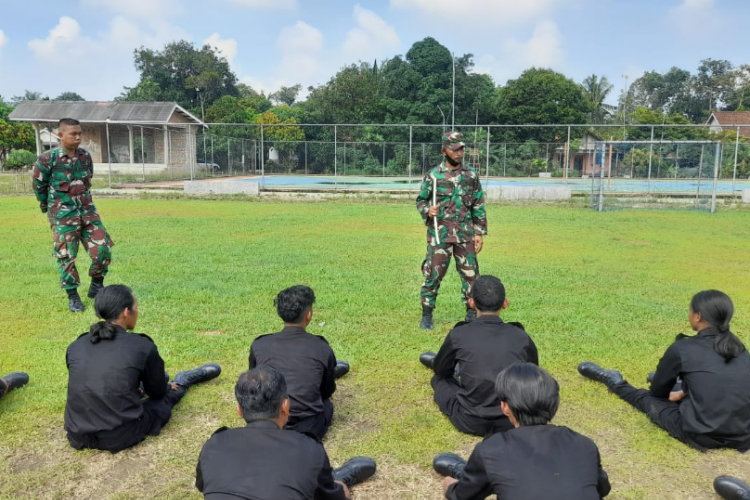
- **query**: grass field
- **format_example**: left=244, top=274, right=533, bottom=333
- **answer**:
left=1, top=193, right=750, bottom=499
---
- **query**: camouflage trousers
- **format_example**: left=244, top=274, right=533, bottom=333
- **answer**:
left=49, top=211, right=113, bottom=290
left=420, top=240, right=479, bottom=309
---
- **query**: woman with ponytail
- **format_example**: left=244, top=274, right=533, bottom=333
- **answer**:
left=578, top=290, right=750, bottom=451
left=64, top=285, right=222, bottom=453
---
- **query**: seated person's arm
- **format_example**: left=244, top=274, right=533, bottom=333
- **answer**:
left=321, top=351, right=337, bottom=401
left=444, top=448, right=493, bottom=500
left=433, top=334, right=458, bottom=379
left=195, top=459, right=204, bottom=492
left=317, top=453, right=350, bottom=500
left=141, top=347, right=168, bottom=399
left=649, top=343, right=682, bottom=399
left=596, top=449, right=611, bottom=498
left=526, top=338, right=539, bottom=366
left=248, top=345, right=257, bottom=369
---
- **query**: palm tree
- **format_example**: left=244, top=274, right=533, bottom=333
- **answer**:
left=11, top=90, right=46, bottom=105
left=581, top=75, right=614, bottom=123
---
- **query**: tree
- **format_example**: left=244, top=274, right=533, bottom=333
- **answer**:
left=11, top=90, right=47, bottom=104
left=54, top=92, right=85, bottom=101
left=269, top=84, right=302, bottom=106
left=580, top=74, right=614, bottom=123
left=120, top=41, right=238, bottom=113
left=0, top=102, right=35, bottom=166
left=4, top=149, right=37, bottom=189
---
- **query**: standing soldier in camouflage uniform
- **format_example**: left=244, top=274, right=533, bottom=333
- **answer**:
left=416, top=132, right=487, bottom=330
left=33, top=118, right=113, bottom=312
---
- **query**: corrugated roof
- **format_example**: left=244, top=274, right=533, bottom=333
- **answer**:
left=8, top=101, right=203, bottom=125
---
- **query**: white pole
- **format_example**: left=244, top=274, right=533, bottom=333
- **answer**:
left=452, top=52, right=456, bottom=129
left=432, top=174, right=440, bottom=245
left=711, top=142, right=721, bottom=213
left=105, top=120, right=112, bottom=187
left=732, top=126, right=740, bottom=197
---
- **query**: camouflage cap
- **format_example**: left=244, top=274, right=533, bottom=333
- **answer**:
left=442, top=131, right=465, bottom=151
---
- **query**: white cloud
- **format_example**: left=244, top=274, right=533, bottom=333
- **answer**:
left=669, top=0, right=719, bottom=35
left=343, top=5, right=400, bottom=60
left=471, top=20, right=565, bottom=85
left=203, top=33, right=238, bottom=66
left=278, top=21, right=324, bottom=54
left=28, top=17, right=84, bottom=62
left=222, top=0, right=297, bottom=9
left=391, top=0, right=565, bottom=25
left=0, top=29, right=6, bottom=59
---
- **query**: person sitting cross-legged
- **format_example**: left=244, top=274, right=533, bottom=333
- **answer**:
left=249, top=285, right=349, bottom=440
left=0, top=372, right=29, bottom=401
left=578, top=290, right=750, bottom=452
left=420, top=275, right=538, bottom=436
left=195, top=367, right=376, bottom=500
left=64, top=284, right=222, bottom=453
left=434, top=363, right=611, bottom=500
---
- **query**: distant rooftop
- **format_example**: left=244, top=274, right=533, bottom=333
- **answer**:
left=8, top=101, right=203, bottom=125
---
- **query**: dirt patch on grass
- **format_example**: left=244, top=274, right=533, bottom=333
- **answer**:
left=199, top=330, right=223, bottom=336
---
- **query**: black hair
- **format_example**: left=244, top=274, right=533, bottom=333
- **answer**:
left=472, top=275, right=506, bottom=312
left=235, top=367, right=288, bottom=422
left=495, top=363, right=560, bottom=426
left=89, top=285, right=135, bottom=344
left=274, top=285, right=315, bottom=323
left=58, top=118, right=80, bottom=129
left=690, top=290, right=745, bottom=362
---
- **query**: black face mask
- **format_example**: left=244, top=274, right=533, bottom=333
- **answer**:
left=444, top=153, right=461, bottom=167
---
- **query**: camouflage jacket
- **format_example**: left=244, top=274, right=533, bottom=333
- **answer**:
left=32, top=148, right=95, bottom=217
left=416, top=162, right=488, bottom=244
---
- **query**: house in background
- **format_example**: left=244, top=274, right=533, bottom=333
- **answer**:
left=9, top=101, right=204, bottom=173
left=706, top=111, right=750, bottom=139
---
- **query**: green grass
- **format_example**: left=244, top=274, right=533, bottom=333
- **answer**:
left=1, top=195, right=750, bottom=499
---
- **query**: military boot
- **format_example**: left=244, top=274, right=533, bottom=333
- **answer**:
left=67, top=289, right=85, bottom=313
left=464, top=307, right=477, bottom=322
left=333, top=457, right=377, bottom=489
left=334, top=361, right=350, bottom=379
left=577, top=362, right=624, bottom=389
left=174, top=363, right=222, bottom=388
left=2, top=372, right=29, bottom=395
left=714, top=476, right=750, bottom=500
left=420, top=306, right=434, bottom=330
left=419, top=352, right=436, bottom=370
left=87, top=278, right=104, bottom=299
left=433, top=453, right=467, bottom=479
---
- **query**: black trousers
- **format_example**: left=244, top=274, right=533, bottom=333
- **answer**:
left=432, top=375, right=513, bottom=437
left=286, top=399, right=334, bottom=441
left=67, top=386, right=186, bottom=453
left=611, top=381, right=728, bottom=452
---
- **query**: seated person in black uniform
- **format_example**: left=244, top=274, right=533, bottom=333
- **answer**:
left=714, top=476, right=750, bottom=500
left=419, top=275, right=538, bottom=436
left=249, top=285, right=349, bottom=440
left=195, top=367, right=376, bottom=500
left=0, top=372, right=29, bottom=400
left=65, top=284, right=222, bottom=453
left=434, top=363, right=611, bottom=500
left=579, top=290, right=750, bottom=452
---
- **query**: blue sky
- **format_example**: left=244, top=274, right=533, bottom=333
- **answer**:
left=0, top=0, right=747, bottom=105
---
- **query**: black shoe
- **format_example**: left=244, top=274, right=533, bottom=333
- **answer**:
left=87, top=280, right=104, bottom=299
left=333, top=457, right=376, bottom=489
left=433, top=453, right=467, bottom=479
left=68, top=291, right=85, bottom=313
left=714, top=476, right=750, bottom=500
left=577, top=362, right=624, bottom=389
left=420, top=306, right=434, bottom=330
left=464, top=308, right=477, bottom=322
left=174, top=363, right=221, bottom=388
left=2, top=372, right=29, bottom=393
left=419, top=352, right=436, bottom=370
left=334, top=361, right=350, bottom=379
left=646, top=371, right=655, bottom=384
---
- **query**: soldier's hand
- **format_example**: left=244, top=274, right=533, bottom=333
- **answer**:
left=428, top=204, right=439, bottom=218
left=474, top=234, right=483, bottom=254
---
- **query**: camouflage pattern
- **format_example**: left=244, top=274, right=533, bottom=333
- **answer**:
left=442, top=131, right=466, bottom=151
left=33, top=147, right=113, bottom=290
left=416, top=151, right=487, bottom=309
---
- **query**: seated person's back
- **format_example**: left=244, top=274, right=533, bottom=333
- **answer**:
left=249, top=285, right=338, bottom=439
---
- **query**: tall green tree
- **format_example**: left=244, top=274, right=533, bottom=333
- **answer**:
left=11, top=90, right=47, bottom=105
left=580, top=74, right=614, bottom=123
left=269, top=84, right=302, bottom=106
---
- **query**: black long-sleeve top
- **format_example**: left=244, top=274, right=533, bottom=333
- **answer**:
left=64, top=325, right=168, bottom=435
left=650, top=327, right=750, bottom=448
left=433, top=316, right=539, bottom=419
left=446, top=424, right=611, bottom=500
left=249, top=327, right=337, bottom=424
left=195, top=420, right=346, bottom=500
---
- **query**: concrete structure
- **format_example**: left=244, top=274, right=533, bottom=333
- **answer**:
left=552, top=132, right=622, bottom=176
left=9, top=101, right=204, bottom=174
left=706, top=111, right=750, bottom=139
left=742, top=190, right=750, bottom=203
left=184, top=180, right=260, bottom=196
left=486, top=185, right=571, bottom=201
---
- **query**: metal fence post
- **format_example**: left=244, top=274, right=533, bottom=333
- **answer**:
left=733, top=126, right=740, bottom=198
left=382, top=142, right=386, bottom=176
left=409, top=125, right=413, bottom=184
left=241, top=139, right=245, bottom=175
left=647, top=125, right=654, bottom=191
left=140, top=126, right=145, bottom=182
left=228, top=138, right=231, bottom=176
left=334, top=125, right=337, bottom=190
left=105, top=120, right=112, bottom=187
left=305, top=141, right=308, bottom=175
left=260, top=125, right=264, bottom=186
left=503, top=143, right=507, bottom=177
left=485, top=126, right=491, bottom=183
left=564, top=125, right=571, bottom=183
left=695, top=144, right=705, bottom=205
left=189, top=125, right=194, bottom=181
left=598, top=142, right=605, bottom=212
left=711, top=142, right=721, bottom=213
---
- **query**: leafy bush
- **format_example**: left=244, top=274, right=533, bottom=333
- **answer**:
left=5, top=149, right=37, bottom=170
